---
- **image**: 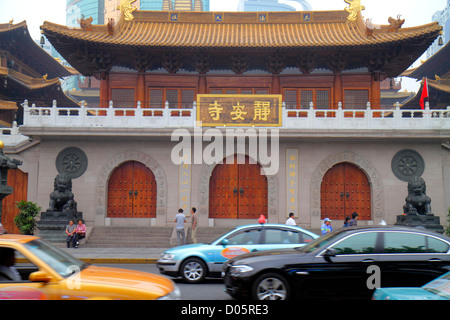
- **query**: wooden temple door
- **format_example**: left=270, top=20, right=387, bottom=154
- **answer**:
left=321, top=163, right=371, bottom=221
left=209, top=155, right=267, bottom=219
left=1, top=169, right=28, bottom=234
left=107, top=161, right=157, bottom=218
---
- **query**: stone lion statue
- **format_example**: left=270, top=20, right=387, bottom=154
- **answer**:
left=403, top=176, right=432, bottom=215
left=48, top=173, right=77, bottom=213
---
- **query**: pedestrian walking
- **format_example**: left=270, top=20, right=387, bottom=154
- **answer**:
left=285, top=212, right=296, bottom=226
left=175, top=208, right=186, bottom=245
left=191, top=207, right=198, bottom=244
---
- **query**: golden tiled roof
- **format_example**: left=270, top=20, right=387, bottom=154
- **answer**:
left=3, top=68, right=61, bottom=90
left=1, top=21, right=74, bottom=78
left=0, top=99, right=18, bottom=110
left=41, top=10, right=441, bottom=49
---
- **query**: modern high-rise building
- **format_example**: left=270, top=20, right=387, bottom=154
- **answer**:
left=102, top=1, right=210, bottom=24
left=66, top=0, right=105, bottom=27
left=426, top=0, right=449, bottom=58
left=238, top=0, right=311, bottom=12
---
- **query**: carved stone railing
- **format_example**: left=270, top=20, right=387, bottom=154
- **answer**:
left=283, top=102, right=450, bottom=130
left=22, top=100, right=195, bottom=128
left=18, top=99, right=450, bottom=131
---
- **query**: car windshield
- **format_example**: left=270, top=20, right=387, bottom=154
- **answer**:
left=423, top=272, right=450, bottom=300
left=209, top=228, right=237, bottom=245
left=23, top=239, right=88, bottom=277
left=296, top=230, right=346, bottom=253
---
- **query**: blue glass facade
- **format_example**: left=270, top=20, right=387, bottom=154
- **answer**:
left=241, top=0, right=311, bottom=12
left=140, top=0, right=164, bottom=11
left=140, top=0, right=210, bottom=11
left=66, top=0, right=104, bottom=27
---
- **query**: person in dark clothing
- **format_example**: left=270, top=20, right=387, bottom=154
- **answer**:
left=349, top=212, right=359, bottom=226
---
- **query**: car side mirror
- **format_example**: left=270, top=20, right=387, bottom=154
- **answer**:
left=323, top=248, right=336, bottom=263
left=29, top=270, right=53, bottom=283
left=221, top=239, right=229, bottom=246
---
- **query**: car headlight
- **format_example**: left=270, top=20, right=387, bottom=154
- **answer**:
left=160, top=253, right=175, bottom=261
left=229, top=265, right=254, bottom=276
left=157, top=285, right=181, bottom=300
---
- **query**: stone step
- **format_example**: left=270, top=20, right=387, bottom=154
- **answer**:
left=86, top=227, right=172, bottom=248
left=84, top=226, right=238, bottom=248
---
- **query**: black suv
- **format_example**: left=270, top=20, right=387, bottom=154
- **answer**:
left=223, top=226, right=450, bottom=300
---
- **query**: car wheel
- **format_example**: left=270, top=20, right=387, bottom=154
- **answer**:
left=252, top=273, right=291, bottom=300
left=180, top=257, right=207, bottom=283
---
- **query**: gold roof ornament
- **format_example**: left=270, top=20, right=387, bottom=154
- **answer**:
left=344, top=0, right=365, bottom=22
left=118, top=0, right=137, bottom=21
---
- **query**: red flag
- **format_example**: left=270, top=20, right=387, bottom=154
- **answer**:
left=419, top=77, right=429, bottom=109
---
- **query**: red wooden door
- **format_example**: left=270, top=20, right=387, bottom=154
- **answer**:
left=209, top=155, right=267, bottom=219
left=321, top=163, right=371, bottom=220
left=1, top=169, right=28, bottom=234
left=107, top=161, right=156, bottom=218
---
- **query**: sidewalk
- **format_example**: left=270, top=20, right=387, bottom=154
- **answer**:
left=61, top=247, right=168, bottom=264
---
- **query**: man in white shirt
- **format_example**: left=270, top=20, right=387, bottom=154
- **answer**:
left=285, top=212, right=296, bottom=226
left=175, top=208, right=187, bottom=245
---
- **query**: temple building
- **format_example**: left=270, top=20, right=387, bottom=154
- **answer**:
left=0, top=21, right=78, bottom=127
left=0, top=21, right=78, bottom=233
left=1, top=1, right=449, bottom=239
left=402, top=40, right=450, bottom=110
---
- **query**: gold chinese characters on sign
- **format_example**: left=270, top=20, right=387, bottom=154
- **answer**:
left=197, top=94, right=282, bottom=127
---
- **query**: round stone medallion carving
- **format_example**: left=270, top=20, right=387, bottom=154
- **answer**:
left=56, top=147, right=88, bottom=179
left=391, top=149, right=424, bottom=182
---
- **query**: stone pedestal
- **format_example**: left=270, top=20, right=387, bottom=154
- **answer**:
left=395, top=214, right=444, bottom=234
left=37, top=210, right=83, bottom=243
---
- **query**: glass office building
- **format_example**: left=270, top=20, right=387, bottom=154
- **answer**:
left=140, top=0, right=210, bottom=11
left=67, top=0, right=105, bottom=27
left=240, top=0, right=311, bottom=11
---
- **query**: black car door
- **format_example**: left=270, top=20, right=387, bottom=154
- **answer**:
left=377, top=231, right=450, bottom=288
left=290, top=231, right=380, bottom=299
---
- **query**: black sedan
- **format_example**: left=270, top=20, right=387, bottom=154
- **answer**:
left=223, top=226, right=450, bottom=300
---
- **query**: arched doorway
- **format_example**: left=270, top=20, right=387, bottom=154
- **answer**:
left=320, top=162, right=371, bottom=220
left=209, top=155, right=267, bottom=219
left=107, top=161, right=157, bottom=218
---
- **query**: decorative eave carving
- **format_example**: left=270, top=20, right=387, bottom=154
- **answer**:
left=88, top=50, right=114, bottom=78
left=344, top=0, right=365, bottom=22
left=118, top=0, right=137, bottom=21
left=78, top=16, right=93, bottom=31
left=107, top=18, right=115, bottom=36
left=133, top=51, right=153, bottom=72
left=388, top=15, right=405, bottom=32
left=297, top=52, right=317, bottom=74
left=231, top=53, right=250, bottom=75
left=266, top=51, right=286, bottom=75
left=328, top=51, right=348, bottom=74
left=162, top=53, right=182, bottom=73
left=194, top=51, right=212, bottom=74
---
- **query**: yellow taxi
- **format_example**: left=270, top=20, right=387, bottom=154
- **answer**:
left=0, top=234, right=180, bottom=300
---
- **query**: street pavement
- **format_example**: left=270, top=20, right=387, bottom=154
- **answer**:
left=61, top=246, right=167, bottom=264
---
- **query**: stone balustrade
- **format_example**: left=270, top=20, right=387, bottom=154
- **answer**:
left=20, top=100, right=450, bottom=131
left=1, top=100, right=449, bottom=147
